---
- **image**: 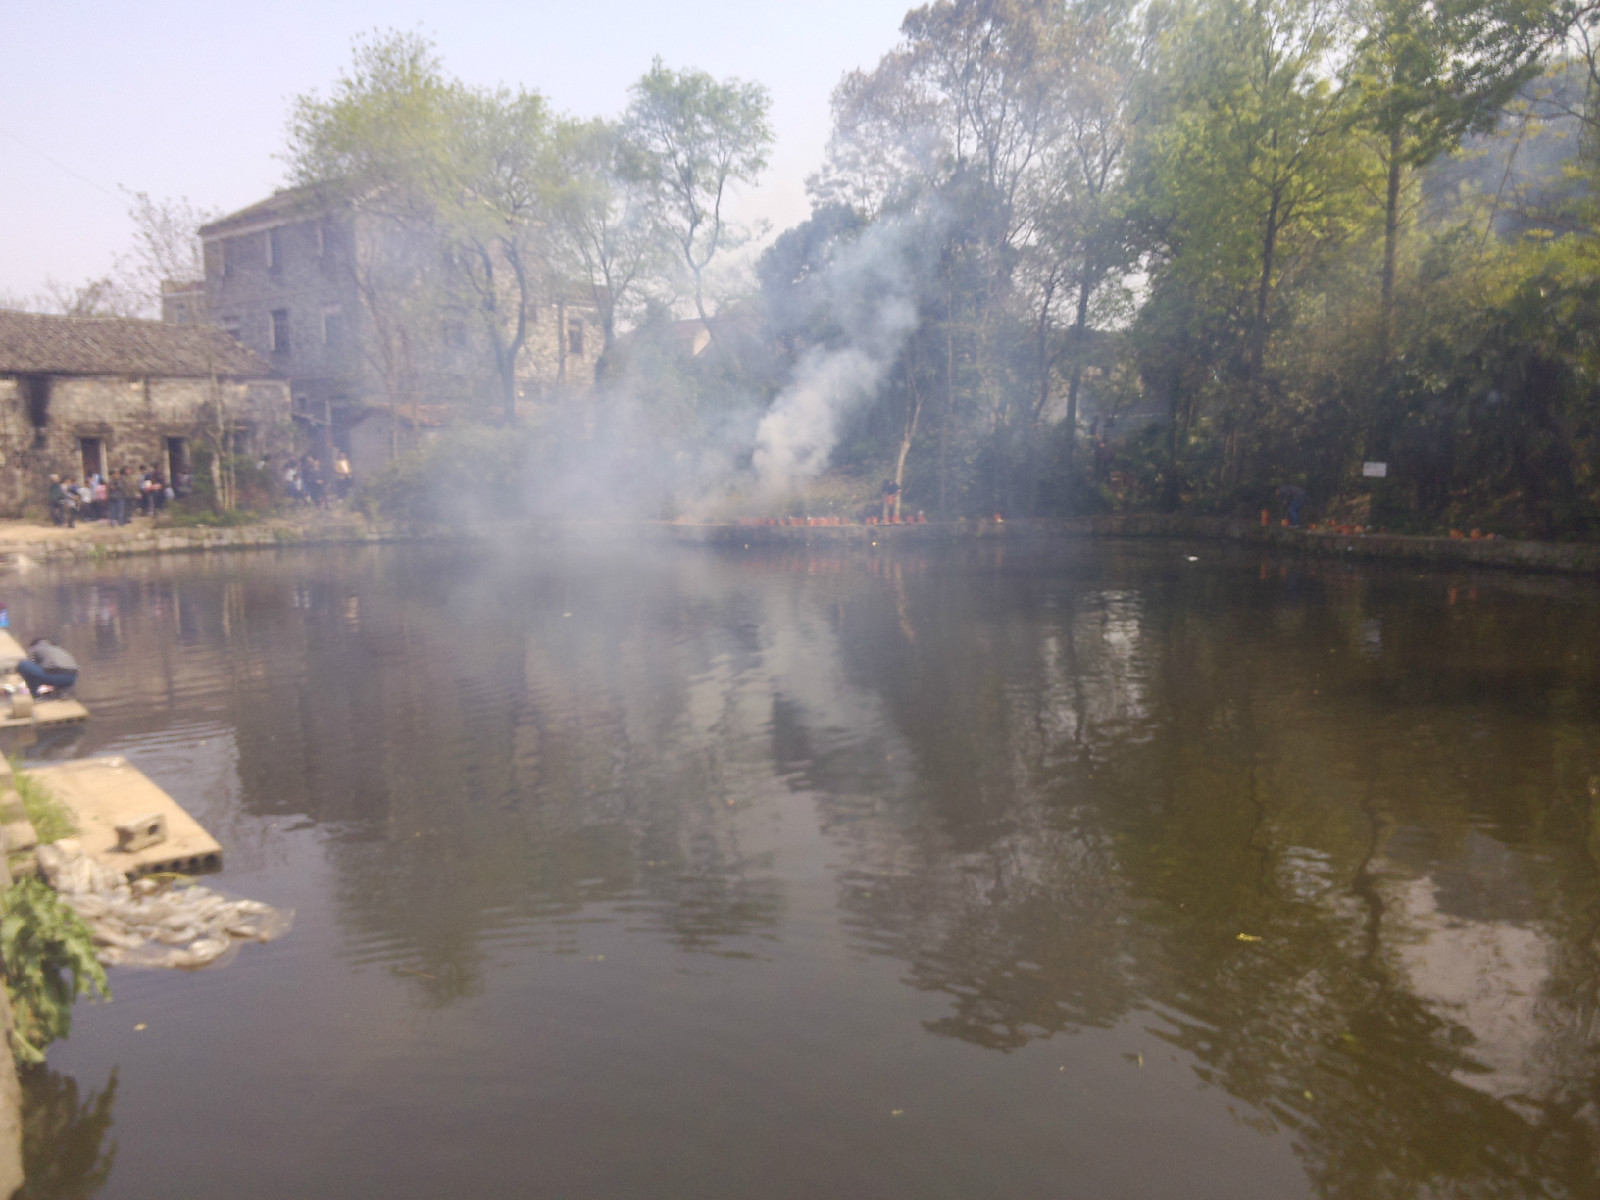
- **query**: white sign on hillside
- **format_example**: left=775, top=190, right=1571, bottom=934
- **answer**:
left=1362, top=462, right=1388, bottom=478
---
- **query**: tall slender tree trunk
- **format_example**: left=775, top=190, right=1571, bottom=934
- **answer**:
left=894, top=352, right=922, bottom=522
left=1379, top=126, right=1403, bottom=363
left=940, top=285, right=955, bottom=520
left=1034, top=279, right=1055, bottom=427
left=1064, top=277, right=1092, bottom=457
left=1239, top=192, right=1281, bottom=490
left=1251, top=196, right=1280, bottom=393
left=557, top=299, right=568, bottom=386
left=1164, top=367, right=1183, bottom=512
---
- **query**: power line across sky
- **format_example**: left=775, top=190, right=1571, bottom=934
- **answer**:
left=0, top=0, right=913, bottom=299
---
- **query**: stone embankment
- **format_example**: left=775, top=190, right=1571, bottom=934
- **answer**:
left=0, top=515, right=413, bottom=570
left=0, top=512, right=1596, bottom=577
left=669, top=514, right=1600, bottom=574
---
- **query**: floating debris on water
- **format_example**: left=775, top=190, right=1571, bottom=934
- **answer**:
left=36, top=839, right=292, bottom=969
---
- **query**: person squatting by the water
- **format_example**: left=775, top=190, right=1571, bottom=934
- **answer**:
left=15, top=637, right=78, bottom=698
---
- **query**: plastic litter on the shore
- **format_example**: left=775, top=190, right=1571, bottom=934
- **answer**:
left=35, top=838, right=292, bottom=969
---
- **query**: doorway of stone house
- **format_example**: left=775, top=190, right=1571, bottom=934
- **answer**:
left=166, top=437, right=189, bottom=487
left=79, top=436, right=105, bottom=481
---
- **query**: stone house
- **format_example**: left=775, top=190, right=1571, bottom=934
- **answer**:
left=0, top=310, right=291, bottom=515
left=198, top=186, right=602, bottom=471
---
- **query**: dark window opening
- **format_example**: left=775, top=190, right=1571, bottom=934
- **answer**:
left=20, top=374, right=50, bottom=433
left=323, top=307, right=343, bottom=347
left=268, top=227, right=284, bottom=270
left=271, top=309, right=290, bottom=354
left=79, top=438, right=105, bottom=482
left=223, top=237, right=241, bottom=276
left=318, top=220, right=345, bottom=265
left=166, top=437, right=188, bottom=484
left=567, top=320, right=584, bottom=357
left=227, top=428, right=254, bottom=458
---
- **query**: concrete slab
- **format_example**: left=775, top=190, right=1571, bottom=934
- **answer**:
left=0, top=697, right=90, bottom=730
left=24, top=757, right=221, bottom=877
left=0, top=699, right=86, bottom=731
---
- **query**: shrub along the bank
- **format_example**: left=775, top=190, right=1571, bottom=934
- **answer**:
left=358, top=423, right=532, bottom=524
left=1, top=880, right=107, bottom=1065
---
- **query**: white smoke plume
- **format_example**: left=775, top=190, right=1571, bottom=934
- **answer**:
left=751, top=218, right=922, bottom=498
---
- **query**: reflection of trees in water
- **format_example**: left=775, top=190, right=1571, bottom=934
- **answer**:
left=813, top=551, right=1600, bottom=1197
left=204, top=548, right=790, bottom=996
left=18, top=1066, right=117, bottom=1200
left=30, top=544, right=1600, bottom=1195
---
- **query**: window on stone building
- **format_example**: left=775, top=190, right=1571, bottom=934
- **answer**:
left=323, top=305, right=344, bottom=347
left=317, top=221, right=343, bottom=262
left=223, top=237, right=241, bottom=276
left=268, top=226, right=283, bottom=270
left=271, top=310, right=290, bottom=354
left=222, top=316, right=242, bottom=342
left=567, top=320, right=584, bottom=357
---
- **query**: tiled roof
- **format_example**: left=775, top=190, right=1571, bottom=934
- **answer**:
left=0, top=311, right=272, bottom=378
left=200, top=184, right=338, bottom=237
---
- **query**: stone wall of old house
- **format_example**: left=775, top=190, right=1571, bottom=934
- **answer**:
left=204, top=205, right=602, bottom=404
left=0, top=375, right=291, bottom=515
left=205, top=213, right=364, bottom=421
left=516, top=298, right=602, bottom=398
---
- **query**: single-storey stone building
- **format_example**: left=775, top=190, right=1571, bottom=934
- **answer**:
left=0, top=310, right=291, bottom=515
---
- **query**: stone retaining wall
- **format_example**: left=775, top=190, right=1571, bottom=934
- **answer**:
left=0, top=521, right=419, bottom=569
left=0, top=514, right=1597, bottom=578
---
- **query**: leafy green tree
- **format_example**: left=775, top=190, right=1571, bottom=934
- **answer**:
left=1349, top=0, right=1551, bottom=356
left=1130, top=0, right=1371, bottom=490
left=440, top=86, right=552, bottom=418
left=288, top=31, right=555, bottom=419
left=623, top=59, right=774, bottom=347
left=547, top=117, right=669, bottom=381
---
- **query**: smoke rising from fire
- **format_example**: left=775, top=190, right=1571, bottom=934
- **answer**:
left=751, top=217, right=922, bottom=499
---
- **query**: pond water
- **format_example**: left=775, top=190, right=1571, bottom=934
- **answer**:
left=9, top=537, right=1600, bottom=1199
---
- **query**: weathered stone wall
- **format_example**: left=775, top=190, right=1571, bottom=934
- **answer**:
left=205, top=215, right=360, bottom=414
left=204, top=209, right=601, bottom=428
left=517, top=298, right=602, bottom=396
left=0, top=374, right=292, bottom=514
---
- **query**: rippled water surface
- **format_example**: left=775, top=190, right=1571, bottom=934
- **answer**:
left=11, top=538, right=1600, bottom=1199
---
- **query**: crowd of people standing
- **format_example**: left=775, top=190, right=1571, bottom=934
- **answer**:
left=46, top=450, right=353, bottom=527
left=275, top=451, right=352, bottom=509
left=49, top=465, right=187, bottom=528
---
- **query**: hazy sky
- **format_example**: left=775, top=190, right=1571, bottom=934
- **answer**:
left=0, top=0, right=913, bottom=302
